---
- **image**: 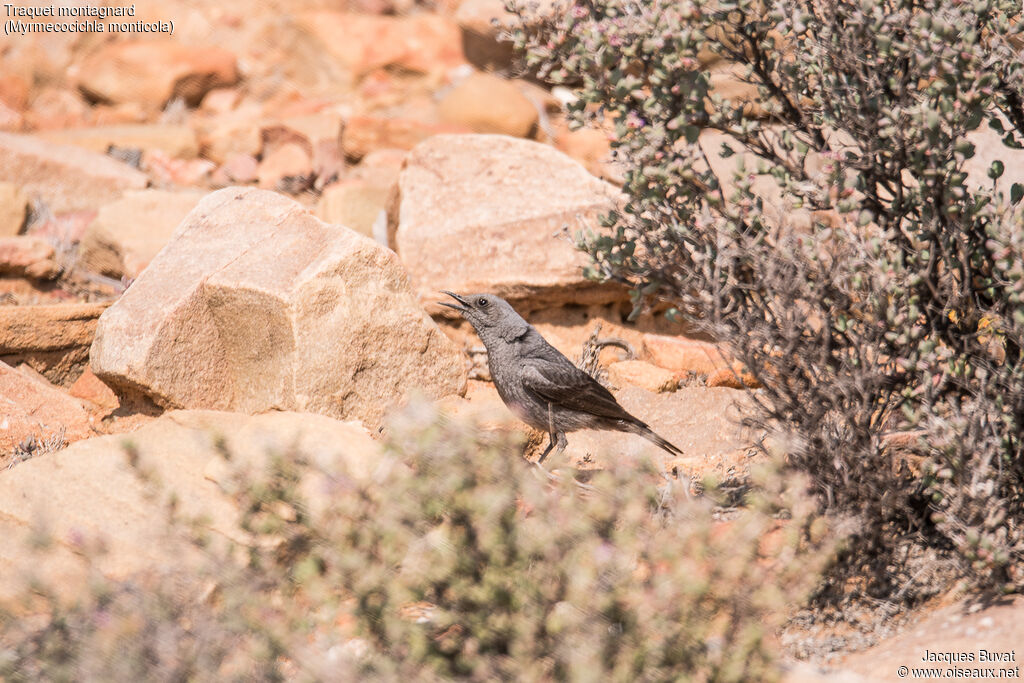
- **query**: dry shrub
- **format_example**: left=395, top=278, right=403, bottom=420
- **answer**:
left=507, top=0, right=1024, bottom=603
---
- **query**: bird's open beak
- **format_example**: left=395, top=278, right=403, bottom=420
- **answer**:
left=439, top=290, right=470, bottom=314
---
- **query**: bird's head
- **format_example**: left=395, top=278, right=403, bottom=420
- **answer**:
left=440, top=291, right=529, bottom=342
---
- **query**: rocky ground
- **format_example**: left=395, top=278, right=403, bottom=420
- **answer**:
left=1, top=0, right=1020, bottom=678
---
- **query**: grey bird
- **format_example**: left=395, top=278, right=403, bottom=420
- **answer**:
left=441, top=291, right=684, bottom=463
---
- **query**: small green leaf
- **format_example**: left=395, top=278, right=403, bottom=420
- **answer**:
left=1011, top=183, right=1024, bottom=205
left=989, top=160, right=1005, bottom=179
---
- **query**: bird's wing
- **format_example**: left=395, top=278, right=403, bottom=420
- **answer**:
left=520, top=359, right=636, bottom=422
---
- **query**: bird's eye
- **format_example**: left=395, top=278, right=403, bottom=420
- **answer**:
left=477, top=297, right=489, bottom=307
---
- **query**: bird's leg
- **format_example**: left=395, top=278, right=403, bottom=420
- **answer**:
left=537, top=402, right=558, bottom=465
left=533, top=435, right=561, bottom=482
left=556, top=432, right=567, bottom=452
left=537, top=436, right=556, bottom=464
left=532, top=404, right=562, bottom=481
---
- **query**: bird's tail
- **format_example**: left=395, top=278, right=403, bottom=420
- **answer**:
left=630, top=421, right=684, bottom=457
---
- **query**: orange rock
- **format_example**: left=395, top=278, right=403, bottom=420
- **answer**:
left=0, top=302, right=110, bottom=384
left=259, top=112, right=345, bottom=184
left=143, top=150, right=215, bottom=187
left=0, top=360, right=94, bottom=459
left=0, top=74, right=29, bottom=112
left=554, top=124, right=623, bottom=183
left=195, top=104, right=263, bottom=163
left=840, top=596, right=1024, bottom=682
left=0, top=102, right=23, bottom=132
left=641, top=334, right=733, bottom=375
left=0, top=236, right=60, bottom=280
left=341, top=115, right=466, bottom=161
left=69, top=367, right=120, bottom=417
left=438, top=72, right=538, bottom=138
left=90, top=102, right=148, bottom=127
left=260, top=112, right=343, bottom=157
left=296, top=12, right=466, bottom=80
left=72, top=41, right=239, bottom=109
left=200, top=87, right=242, bottom=115
left=317, top=179, right=391, bottom=238
left=352, top=148, right=407, bottom=185
left=607, top=360, right=679, bottom=393
left=0, top=182, right=28, bottom=237
left=707, top=63, right=768, bottom=118
left=257, top=142, right=312, bottom=191
left=214, top=153, right=259, bottom=185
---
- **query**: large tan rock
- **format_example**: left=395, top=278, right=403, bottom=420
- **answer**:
left=0, top=132, right=148, bottom=213
left=438, top=72, right=539, bottom=138
left=0, top=302, right=110, bottom=384
left=0, top=410, right=385, bottom=605
left=0, top=182, right=28, bottom=236
left=78, top=189, right=206, bottom=279
left=91, top=187, right=466, bottom=430
left=39, top=124, right=200, bottom=159
left=0, top=360, right=94, bottom=464
left=71, top=41, right=239, bottom=109
left=821, top=596, right=1024, bottom=682
left=295, top=12, right=465, bottom=80
left=388, top=134, right=627, bottom=309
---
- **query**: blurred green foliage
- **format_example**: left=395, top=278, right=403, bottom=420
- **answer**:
left=0, top=406, right=831, bottom=681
